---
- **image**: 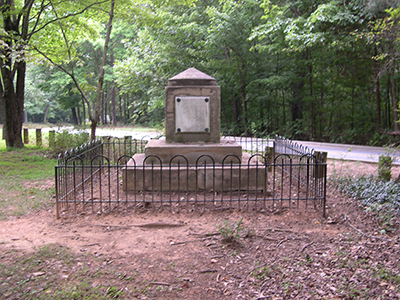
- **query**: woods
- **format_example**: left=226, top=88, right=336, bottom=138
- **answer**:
left=1, top=0, right=400, bottom=147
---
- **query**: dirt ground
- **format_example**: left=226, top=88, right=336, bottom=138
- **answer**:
left=1, top=160, right=400, bottom=299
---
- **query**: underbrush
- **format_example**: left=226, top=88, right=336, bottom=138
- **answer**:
left=334, top=175, right=400, bottom=233
left=49, top=130, right=90, bottom=157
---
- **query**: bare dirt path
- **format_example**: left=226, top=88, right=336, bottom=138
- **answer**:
left=1, top=160, right=400, bottom=299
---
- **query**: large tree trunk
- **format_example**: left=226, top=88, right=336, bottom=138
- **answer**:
left=0, top=0, right=30, bottom=148
left=1, top=61, right=25, bottom=148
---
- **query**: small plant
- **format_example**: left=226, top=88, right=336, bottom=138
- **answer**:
left=251, top=266, right=272, bottom=279
left=106, top=286, right=124, bottom=298
left=378, top=155, right=392, bottom=181
left=217, top=217, right=248, bottom=242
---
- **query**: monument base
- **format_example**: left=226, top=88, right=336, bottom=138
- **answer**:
left=122, top=153, right=267, bottom=192
left=144, top=138, right=242, bottom=164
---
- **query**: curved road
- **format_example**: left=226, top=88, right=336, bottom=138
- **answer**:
left=293, top=140, right=400, bottom=165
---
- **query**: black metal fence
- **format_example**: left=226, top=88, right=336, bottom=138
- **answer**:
left=55, top=136, right=327, bottom=218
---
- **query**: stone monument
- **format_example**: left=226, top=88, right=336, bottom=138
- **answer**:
left=144, top=67, right=242, bottom=164
left=123, top=68, right=266, bottom=192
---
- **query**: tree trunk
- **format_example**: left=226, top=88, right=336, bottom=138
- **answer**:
left=81, top=97, right=86, bottom=124
left=1, top=60, right=25, bottom=148
left=43, top=103, right=50, bottom=123
left=103, top=91, right=107, bottom=124
left=90, top=0, right=115, bottom=140
left=110, top=52, right=117, bottom=126
left=374, top=46, right=382, bottom=128
left=90, top=118, right=98, bottom=141
left=390, top=40, right=399, bottom=132
left=307, top=48, right=314, bottom=140
left=77, top=106, right=82, bottom=125
left=130, top=93, right=135, bottom=123
left=122, top=93, right=127, bottom=124
left=282, top=89, right=286, bottom=126
left=0, top=0, right=30, bottom=148
left=71, top=107, right=79, bottom=125
left=232, top=93, right=239, bottom=125
left=111, top=87, right=116, bottom=125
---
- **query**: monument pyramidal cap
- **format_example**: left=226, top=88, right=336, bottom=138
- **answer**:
left=168, top=67, right=216, bottom=84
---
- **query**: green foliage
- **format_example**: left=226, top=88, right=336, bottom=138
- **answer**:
left=10, top=0, right=400, bottom=145
left=49, top=130, right=90, bottom=156
left=335, top=175, right=400, bottom=232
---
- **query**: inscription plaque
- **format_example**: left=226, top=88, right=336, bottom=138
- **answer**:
left=175, top=96, right=210, bottom=133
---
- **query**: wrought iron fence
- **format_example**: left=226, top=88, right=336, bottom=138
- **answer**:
left=55, top=136, right=327, bottom=218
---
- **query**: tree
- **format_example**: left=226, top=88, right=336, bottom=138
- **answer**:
left=32, top=0, right=115, bottom=140
left=0, top=0, right=33, bottom=148
left=34, top=0, right=195, bottom=140
left=368, top=7, right=400, bottom=133
left=0, top=0, right=110, bottom=148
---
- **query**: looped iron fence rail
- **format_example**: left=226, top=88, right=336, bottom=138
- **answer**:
left=55, top=136, right=327, bottom=218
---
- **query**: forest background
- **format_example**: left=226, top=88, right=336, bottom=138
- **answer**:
left=1, top=0, right=400, bottom=147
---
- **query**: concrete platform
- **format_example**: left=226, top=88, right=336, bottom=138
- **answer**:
left=144, top=138, right=242, bottom=164
left=122, top=153, right=267, bottom=192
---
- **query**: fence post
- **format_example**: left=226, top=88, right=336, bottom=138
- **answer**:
left=315, top=151, right=327, bottom=179
left=49, top=130, right=55, bottom=148
left=36, top=128, right=42, bottom=147
left=265, top=141, right=275, bottom=172
left=124, top=135, right=132, bottom=156
left=23, top=128, right=29, bottom=144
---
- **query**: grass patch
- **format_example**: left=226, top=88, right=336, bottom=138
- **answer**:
left=0, top=148, right=56, bottom=220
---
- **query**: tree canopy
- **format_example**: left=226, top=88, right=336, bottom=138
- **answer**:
left=2, top=0, right=400, bottom=146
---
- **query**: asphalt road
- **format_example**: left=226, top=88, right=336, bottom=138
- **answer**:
left=294, top=140, right=400, bottom=165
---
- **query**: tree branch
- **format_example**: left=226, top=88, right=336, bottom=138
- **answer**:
left=27, top=0, right=109, bottom=39
left=32, top=45, right=92, bottom=116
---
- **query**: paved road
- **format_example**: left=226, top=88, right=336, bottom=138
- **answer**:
left=225, top=136, right=400, bottom=165
left=293, top=140, right=400, bottom=165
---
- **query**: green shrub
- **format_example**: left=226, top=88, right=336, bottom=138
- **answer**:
left=49, top=130, right=90, bottom=156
